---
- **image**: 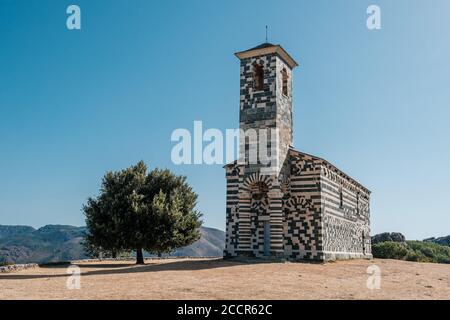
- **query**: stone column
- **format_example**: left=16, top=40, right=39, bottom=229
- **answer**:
left=236, top=189, right=252, bottom=255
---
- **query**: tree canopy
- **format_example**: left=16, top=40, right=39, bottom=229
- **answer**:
left=83, top=161, right=202, bottom=264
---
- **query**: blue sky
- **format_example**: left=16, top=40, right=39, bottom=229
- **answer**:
left=0, top=0, right=449, bottom=240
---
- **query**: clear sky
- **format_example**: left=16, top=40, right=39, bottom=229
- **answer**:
left=0, top=0, right=449, bottom=240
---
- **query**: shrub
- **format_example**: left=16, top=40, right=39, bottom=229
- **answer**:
left=372, top=240, right=450, bottom=264
left=372, top=241, right=410, bottom=260
left=407, top=241, right=450, bottom=264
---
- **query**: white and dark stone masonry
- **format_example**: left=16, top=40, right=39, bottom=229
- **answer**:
left=224, top=43, right=372, bottom=262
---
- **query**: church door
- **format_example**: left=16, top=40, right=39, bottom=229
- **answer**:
left=264, top=222, right=271, bottom=256
left=362, top=231, right=366, bottom=254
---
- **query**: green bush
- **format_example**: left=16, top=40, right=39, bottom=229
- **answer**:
left=372, top=240, right=450, bottom=264
left=372, top=242, right=410, bottom=260
left=407, top=241, right=450, bottom=264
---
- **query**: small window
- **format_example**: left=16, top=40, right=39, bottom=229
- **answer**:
left=356, top=192, right=360, bottom=214
left=339, top=187, right=344, bottom=209
left=281, top=68, right=289, bottom=96
left=252, top=63, right=264, bottom=91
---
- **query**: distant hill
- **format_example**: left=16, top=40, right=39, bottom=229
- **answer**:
left=0, top=225, right=225, bottom=264
left=0, top=225, right=88, bottom=264
left=424, top=235, right=450, bottom=246
left=172, top=226, right=225, bottom=257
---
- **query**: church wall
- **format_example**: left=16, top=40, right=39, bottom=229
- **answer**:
left=223, top=164, right=242, bottom=257
left=224, top=165, right=285, bottom=258
left=283, top=151, right=324, bottom=261
left=239, top=54, right=277, bottom=113
left=320, top=165, right=372, bottom=260
left=239, top=54, right=278, bottom=175
left=224, top=150, right=372, bottom=261
left=238, top=54, right=293, bottom=174
left=275, top=57, right=293, bottom=171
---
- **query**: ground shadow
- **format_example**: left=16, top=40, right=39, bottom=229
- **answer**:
left=0, top=258, right=253, bottom=280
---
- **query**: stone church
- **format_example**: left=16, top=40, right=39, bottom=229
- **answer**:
left=224, top=43, right=372, bottom=261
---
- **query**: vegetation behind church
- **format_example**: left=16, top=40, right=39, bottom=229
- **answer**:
left=371, top=232, right=450, bottom=264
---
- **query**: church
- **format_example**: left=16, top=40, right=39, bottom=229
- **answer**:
left=223, top=43, right=372, bottom=261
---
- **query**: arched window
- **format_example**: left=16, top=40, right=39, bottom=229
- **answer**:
left=251, top=181, right=269, bottom=200
left=281, top=68, right=289, bottom=96
left=252, top=63, right=264, bottom=91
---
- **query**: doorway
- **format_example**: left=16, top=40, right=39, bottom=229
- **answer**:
left=264, top=222, right=271, bottom=256
left=362, top=231, right=366, bottom=254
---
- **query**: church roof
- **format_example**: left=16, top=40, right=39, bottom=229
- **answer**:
left=235, top=42, right=299, bottom=69
left=224, top=148, right=371, bottom=194
left=288, top=149, right=371, bottom=194
left=245, top=42, right=277, bottom=51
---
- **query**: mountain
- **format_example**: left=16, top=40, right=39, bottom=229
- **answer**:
left=0, top=225, right=225, bottom=265
left=0, top=225, right=88, bottom=264
left=171, top=226, right=225, bottom=257
left=424, top=236, right=450, bottom=246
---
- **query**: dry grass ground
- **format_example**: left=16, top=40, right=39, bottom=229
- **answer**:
left=0, top=258, right=449, bottom=300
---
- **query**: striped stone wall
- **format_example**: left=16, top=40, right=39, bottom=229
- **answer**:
left=224, top=150, right=372, bottom=262
left=223, top=168, right=285, bottom=258
left=283, top=151, right=324, bottom=260
left=224, top=163, right=241, bottom=257
left=238, top=53, right=293, bottom=174
left=320, top=161, right=372, bottom=260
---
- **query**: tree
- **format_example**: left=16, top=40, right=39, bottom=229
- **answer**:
left=83, top=161, right=202, bottom=264
left=82, top=196, right=123, bottom=259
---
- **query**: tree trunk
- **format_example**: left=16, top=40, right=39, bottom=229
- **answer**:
left=136, top=248, right=144, bottom=264
left=112, top=251, right=117, bottom=259
left=158, top=252, right=162, bottom=258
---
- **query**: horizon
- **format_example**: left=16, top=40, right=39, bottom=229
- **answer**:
left=2, top=222, right=450, bottom=241
left=1, top=0, right=450, bottom=240
left=0, top=223, right=224, bottom=231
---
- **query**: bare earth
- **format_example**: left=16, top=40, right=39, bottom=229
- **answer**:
left=1, top=258, right=449, bottom=300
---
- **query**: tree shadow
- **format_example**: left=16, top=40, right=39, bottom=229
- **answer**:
left=70, top=263, right=137, bottom=269
left=0, top=258, right=249, bottom=280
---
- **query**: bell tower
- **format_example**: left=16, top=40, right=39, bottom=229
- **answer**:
left=235, top=43, right=298, bottom=176
left=227, top=43, right=299, bottom=258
